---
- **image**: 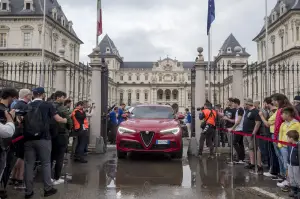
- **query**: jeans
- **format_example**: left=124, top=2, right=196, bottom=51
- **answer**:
left=268, top=134, right=279, bottom=175
left=272, top=135, right=285, bottom=176
left=280, top=147, right=289, bottom=173
left=75, top=130, right=88, bottom=159
left=233, top=134, right=245, bottom=161
left=51, top=134, right=68, bottom=180
left=198, top=126, right=215, bottom=156
left=24, top=140, right=53, bottom=194
left=258, top=134, right=270, bottom=165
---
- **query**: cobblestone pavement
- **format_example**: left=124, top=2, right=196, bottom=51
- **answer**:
left=6, top=144, right=290, bottom=199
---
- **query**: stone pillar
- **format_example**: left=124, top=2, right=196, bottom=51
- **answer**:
left=232, top=47, right=246, bottom=105
left=54, top=49, right=67, bottom=92
left=194, top=47, right=206, bottom=142
left=88, top=47, right=104, bottom=153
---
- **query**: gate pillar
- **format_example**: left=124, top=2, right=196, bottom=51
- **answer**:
left=194, top=47, right=206, bottom=142
left=232, top=47, right=246, bottom=105
left=54, top=49, right=67, bottom=92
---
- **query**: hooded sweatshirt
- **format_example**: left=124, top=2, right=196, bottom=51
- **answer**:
left=278, top=119, right=300, bottom=148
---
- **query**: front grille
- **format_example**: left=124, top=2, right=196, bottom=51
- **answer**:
left=140, top=131, right=155, bottom=147
left=151, top=141, right=176, bottom=150
left=119, top=141, right=143, bottom=149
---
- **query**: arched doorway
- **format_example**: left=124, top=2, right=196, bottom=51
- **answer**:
left=172, top=103, right=179, bottom=113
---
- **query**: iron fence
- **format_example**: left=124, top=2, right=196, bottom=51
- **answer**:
left=203, top=62, right=300, bottom=107
left=0, top=61, right=91, bottom=103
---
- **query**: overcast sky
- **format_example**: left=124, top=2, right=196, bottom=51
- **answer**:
left=60, top=0, right=276, bottom=62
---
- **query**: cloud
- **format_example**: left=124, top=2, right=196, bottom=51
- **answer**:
left=60, top=0, right=277, bottom=62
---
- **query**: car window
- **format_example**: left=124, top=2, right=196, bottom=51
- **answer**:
left=131, top=106, right=174, bottom=119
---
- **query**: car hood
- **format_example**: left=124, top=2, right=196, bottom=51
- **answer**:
left=121, top=118, right=179, bottom=130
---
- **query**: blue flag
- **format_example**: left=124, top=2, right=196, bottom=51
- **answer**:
left=207, top=0, right=215, bottom=35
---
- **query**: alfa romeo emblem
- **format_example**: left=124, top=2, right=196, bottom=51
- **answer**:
left=145, top=131, right=149, bottom=134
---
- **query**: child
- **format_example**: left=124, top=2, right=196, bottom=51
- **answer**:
left=287, top=130, right=300, bottom=199
left=277, top=107, right=300, bottom=189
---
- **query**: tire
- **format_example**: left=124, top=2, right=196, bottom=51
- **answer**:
left=171, top=142, right=183, bottom=159
left=117, top=150, right=127, bottom=159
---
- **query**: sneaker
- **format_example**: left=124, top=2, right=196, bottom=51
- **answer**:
left=257, top=166, right=264, bottom=175
left=263, top=172, right=275, bottom=177
left=44, top=188, right=57, bottom=197
left=244, top=164, right=255, bottom=169
left=25, top=191, right=34, bottom=199
left=277, top=180, right=289, bottom=188
left=281, top=185, right=290, bottom=192
left=234, top=160, right=245, bottom=164
left=53, top=179, right=64, bottom=185
left=271, top=176, right=283, bottom=181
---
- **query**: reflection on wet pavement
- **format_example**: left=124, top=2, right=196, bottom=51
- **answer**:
left=7, top=147, right=289, bottom=199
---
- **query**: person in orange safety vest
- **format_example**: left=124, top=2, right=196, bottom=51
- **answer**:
left=198, top=101, right=217, bottom=158
left=71, top=101, right=89, bottom=163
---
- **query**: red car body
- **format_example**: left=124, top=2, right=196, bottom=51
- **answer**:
left=116, top=105, right=184, bottom=159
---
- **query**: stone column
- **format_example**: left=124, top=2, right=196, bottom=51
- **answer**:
left=194, top=47, right=206, bottom=142
left=231, top=47, right=246, bottom=105
left=54, top=49, right=67, bottom=92
left=88, top=47, right=103, bottom=153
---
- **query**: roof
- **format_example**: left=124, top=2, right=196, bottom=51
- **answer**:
left=218, top=33, right=250, bottom=57
left=254, top=0, right=300, bottom=40
left=98, top=34, right=121, bottom=56
left=0, top=0, right=79, bottom=39
left=120, top=61, right=194, bottom=69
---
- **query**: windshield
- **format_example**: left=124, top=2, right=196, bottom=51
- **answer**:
left=130, top=106, right=174, bottom=119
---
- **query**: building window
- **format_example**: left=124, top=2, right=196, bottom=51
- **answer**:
left=297, top=27, right=300, bottom=41
left=53, top=40, right=57, bottom=53
left=174, top=76, right=177, bottom=81
left=120, top=75, right=123, bottom=81
left=188, top=93, right=191, bottom=100
left=188, top=75, right=191, bottom=81
left=272, top=41, right=275, bottom=56
left=159, top=76, right=162, bottom=82
left=128, top=93, right=132, bottom=106
left=137, top=76, right=140, bottom=81
left=2, top=3, right=7, bottom=10
left=119, top=93, right=123, bottom=104
left=136, top=93, right=140, bottom=101
left=128, top=76, right=132, bottom=81
left=23, top=32, right=31, bottom=47
left=25, top=3, right=31, bottom=10
left=281, top=36, right=284, bottom=52
left=145, top=75, right=148, bottom=81
left=145, top=93, right=148, bottom=101
left=0, top=33, right=7, bottom=47
left=70, top=47, right=73, bottom=61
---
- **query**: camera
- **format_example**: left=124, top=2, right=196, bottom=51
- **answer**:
left=196, top=107, right=204, bottom=111
left=14, top=109, right=27, bottom=116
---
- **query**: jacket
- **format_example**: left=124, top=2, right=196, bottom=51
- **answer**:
left=53, top=102, right=73, bottom=134
left=278, top=119, right=300, bottom=148
left=199, top=108, right=217, bottom=126
left=71, top=108, right=88, bottom=130
left=288, top=143, right=300, bottom=166
left=275, top=108, right=300, bottom=139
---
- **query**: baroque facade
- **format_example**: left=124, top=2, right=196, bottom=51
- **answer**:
left=0, top=0, right=92, bottom=101
left=99, top=35, right=194, bottom=112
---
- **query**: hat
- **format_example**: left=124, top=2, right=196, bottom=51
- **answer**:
left=244, top=98, right=253, bottom=105
left=32, top=87, right=45, bottom=95
left=294, top=96, right=300, bottom=101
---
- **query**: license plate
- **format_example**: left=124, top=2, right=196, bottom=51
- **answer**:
left=156, top=140, right=170, bottom=145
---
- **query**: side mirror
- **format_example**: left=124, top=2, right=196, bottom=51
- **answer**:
left=177, top=114, right=185, bottom=120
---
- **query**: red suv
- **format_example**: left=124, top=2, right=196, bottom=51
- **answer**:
left=116, top=105, right=184, bottom=159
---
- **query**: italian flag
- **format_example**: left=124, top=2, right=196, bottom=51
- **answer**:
left=97, top=0, right=102, bottom=36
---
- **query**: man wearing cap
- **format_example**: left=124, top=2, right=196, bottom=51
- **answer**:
left=243, top=98, right=263, bottom=174
left=23, top=87, right=67, bottom=198
left=293, top=96, right=300, bottom=115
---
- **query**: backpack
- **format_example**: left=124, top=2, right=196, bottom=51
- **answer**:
left=23, top=101, right=46, bottom=138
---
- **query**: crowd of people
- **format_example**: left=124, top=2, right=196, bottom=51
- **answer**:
left=0, top=87, right=94, bottom=199
left=196, top=95, right=300, bottom=198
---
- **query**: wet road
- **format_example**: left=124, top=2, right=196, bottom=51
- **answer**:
left=8, top=146, right=289, bottom=199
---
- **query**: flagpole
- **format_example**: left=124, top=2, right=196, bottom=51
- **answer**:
left=39, top=0, right=46, bottom=87
left=265, top=0, right=269, bottom=95
left=208, top=30, right=212, bottom=102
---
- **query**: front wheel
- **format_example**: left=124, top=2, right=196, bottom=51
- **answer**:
left=117, top=150, right=127, bottom=159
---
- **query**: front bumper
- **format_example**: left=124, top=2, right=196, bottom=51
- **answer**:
left=116, top=133, right=182, bottom=153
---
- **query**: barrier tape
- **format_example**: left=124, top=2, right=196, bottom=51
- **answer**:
left=217, top=128, right=297, bottom=147
left=11, top=135, right=24, bottom=144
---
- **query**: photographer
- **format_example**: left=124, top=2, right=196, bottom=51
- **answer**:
left=198, top=101, right=217, bottom=158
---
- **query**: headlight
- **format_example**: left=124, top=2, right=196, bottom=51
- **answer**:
left=160, top=127, right=180, bottom=135
left=118, top=127, right=136, bottom=134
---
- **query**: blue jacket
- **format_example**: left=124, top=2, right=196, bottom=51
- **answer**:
left=288, top=143, right=300, bottom=166
left=185, top=112, right=192, bottom=124
left=117, top=108, right=124, bottom=125
left=109, top=111, right=118, bottom=125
